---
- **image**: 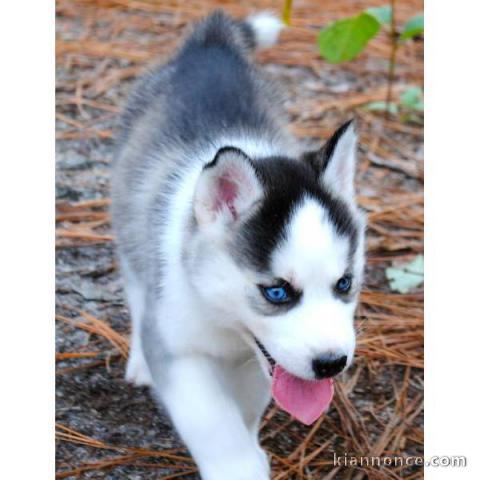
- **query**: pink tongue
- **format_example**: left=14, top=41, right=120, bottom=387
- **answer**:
left=272, top=365, right=334, bottom=425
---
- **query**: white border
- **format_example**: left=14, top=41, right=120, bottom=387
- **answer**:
left=2, top=0, right=480, bottom=477
left=0, top=1, right=55, bottom=477
left=425, top=0, right=480, bottom=477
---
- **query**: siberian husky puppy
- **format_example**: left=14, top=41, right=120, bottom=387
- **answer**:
left=112, top=10, right=365, bottom=480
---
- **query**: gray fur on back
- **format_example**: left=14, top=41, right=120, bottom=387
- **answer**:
left=111, top=10, right=294, bottom=287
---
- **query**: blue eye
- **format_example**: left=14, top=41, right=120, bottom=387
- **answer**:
left=335, top=275, right=352, bottom=294
left=264, top=286, right=288, bottom=302
left=260, top=282, right=297, bottom=305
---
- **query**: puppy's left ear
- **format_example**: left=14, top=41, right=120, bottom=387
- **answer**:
left=302, top=120, right=357, bottom=203
left=193, top=147, right=263, bottom=227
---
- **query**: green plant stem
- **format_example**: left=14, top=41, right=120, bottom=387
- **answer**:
left=282, top=0, right=293, bottom=26
left=385, top=0, right=398, bottom=119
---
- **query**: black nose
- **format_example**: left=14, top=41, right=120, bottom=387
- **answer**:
left=312, top=355, right=347, bottom=379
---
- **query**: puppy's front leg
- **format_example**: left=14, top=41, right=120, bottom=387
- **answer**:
left=158, top=355, right=270, bottom=480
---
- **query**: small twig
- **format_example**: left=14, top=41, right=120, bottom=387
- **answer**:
left=56, top=351, right=103, bottom=360
left=385, top=0, right=398, bottom=119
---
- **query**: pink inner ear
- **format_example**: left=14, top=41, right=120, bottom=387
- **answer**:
left=217, top=177, right=238, bottom=219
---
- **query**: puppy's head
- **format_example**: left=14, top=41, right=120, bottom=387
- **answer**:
left=187, top=121, right=365, bottom=381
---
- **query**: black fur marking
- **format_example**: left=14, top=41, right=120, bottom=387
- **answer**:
left=204, top=146, right=252, bottom=170
left=302, top=119, right=355, bottom=178
left=237, top=156, right=358, bottom=271
left=322, top=119, right=354, bottom=166
left=254, top=338, right=275, bottom=373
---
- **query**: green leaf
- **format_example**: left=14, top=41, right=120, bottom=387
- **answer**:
left=318, top=13, right=381, bottom=64
left=386, top=255, right=424, bottom=294
left=400, top=86, right=424, bottom=111
left=366, top=6, right=392, bottom=24
left=364, top=100, right=398, bottom=115
left=400, top=13, right=424, bottom=41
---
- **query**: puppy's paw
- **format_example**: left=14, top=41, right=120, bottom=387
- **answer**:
left=125, top=352, right=153, bottom=387
left=202, top=452, right=270, bottom=480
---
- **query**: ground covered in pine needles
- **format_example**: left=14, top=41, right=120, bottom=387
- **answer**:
left=56, top=1, right=424, bottom=478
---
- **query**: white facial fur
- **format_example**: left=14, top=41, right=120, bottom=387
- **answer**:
left=246, top=198, right=359, bottom=379
left=187, top=125, right=363, bottom=379
left=187, top=196, right=362, bottom=380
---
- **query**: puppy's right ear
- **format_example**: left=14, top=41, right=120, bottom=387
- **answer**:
left=302, top=120, right=357, bottom=204
left=193, top=147, right=263, bottom=227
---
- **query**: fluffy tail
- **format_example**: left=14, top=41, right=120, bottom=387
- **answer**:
left=246, top=11, right=284, bottom=50
left=186, top=10, right=283, bottom=54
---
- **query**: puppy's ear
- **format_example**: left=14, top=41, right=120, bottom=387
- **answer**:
left=302, top=120, right=357, bottom=203
left=193, top=147, right=263, bottom=226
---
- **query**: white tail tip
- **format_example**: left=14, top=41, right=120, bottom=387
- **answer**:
left=247, top=12, right=284, bottom=49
